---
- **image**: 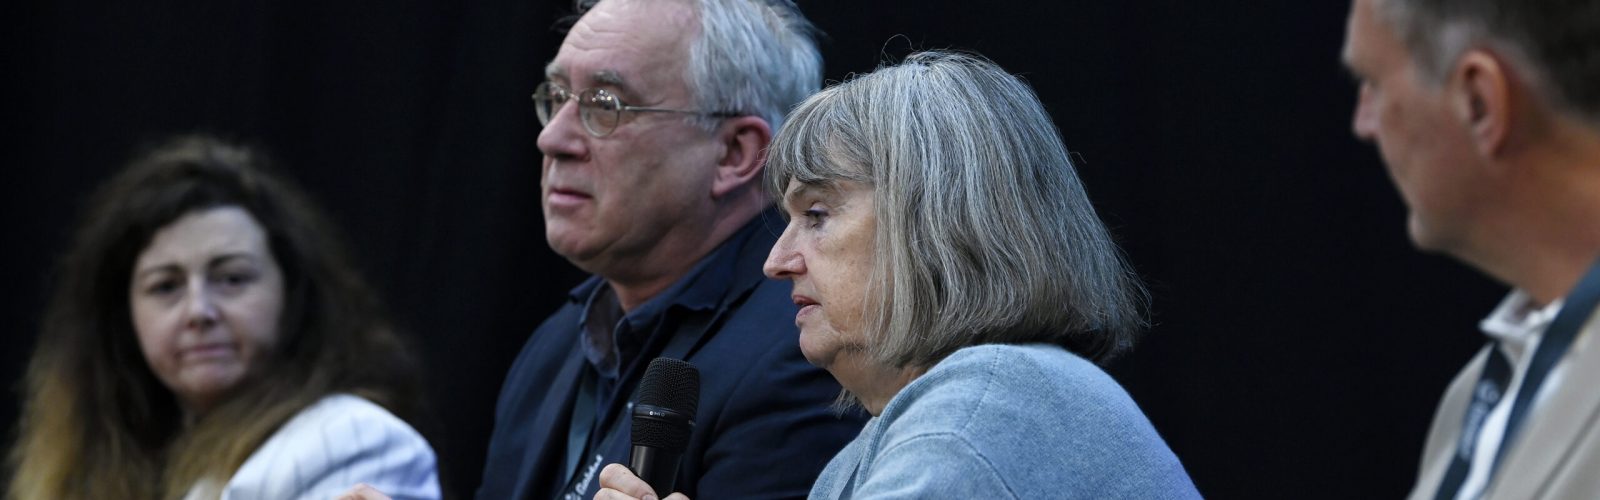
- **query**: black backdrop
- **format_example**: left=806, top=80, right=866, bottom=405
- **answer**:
left=5, top=1, right=1504, bottom=498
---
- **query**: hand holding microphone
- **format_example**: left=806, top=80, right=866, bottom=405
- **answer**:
left=597, top=357, right=700, bottom=500
left=595, top=463, right=691, bottom=500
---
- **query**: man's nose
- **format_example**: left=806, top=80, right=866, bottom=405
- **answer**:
left=1351, top=85, right=1377, bottom=141
left=537, top=96, right=590, bottom=161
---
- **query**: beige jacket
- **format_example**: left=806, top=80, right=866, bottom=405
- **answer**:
left=1408, top=315, right=1600, bottom=499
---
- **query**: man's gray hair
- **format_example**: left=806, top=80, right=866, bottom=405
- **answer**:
left=575, top=0, right=822, bottom=131
left=1376, top=0, right=1600, bottom=126
left=767, top=50, right=1149, bottom=369
left=688, top=0, right=820, bottom=131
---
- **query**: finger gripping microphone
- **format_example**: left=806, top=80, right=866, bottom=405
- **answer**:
left=631, top=357, right=700, bottom=495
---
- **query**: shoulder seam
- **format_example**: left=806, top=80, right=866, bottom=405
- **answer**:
left=958, top=348, right=1003, bottom=435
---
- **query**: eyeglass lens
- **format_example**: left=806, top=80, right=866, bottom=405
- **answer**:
left=532, top=83, right=623, bottom=136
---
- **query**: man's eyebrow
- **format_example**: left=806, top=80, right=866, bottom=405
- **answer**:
left=1340, top=63, right=1361, bottom=84
left=1338, top=55, right=1367, bottom=85
left=592, top=70, right=643, bottom=99
left=593, top=69, right=624, bottom=86
left=545, top=66, right=639, bottom=98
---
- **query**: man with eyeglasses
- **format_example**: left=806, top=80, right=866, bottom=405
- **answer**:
left=1341, top=0, right=1600, bottom=498
left=476, top=0, right=864, bottom=499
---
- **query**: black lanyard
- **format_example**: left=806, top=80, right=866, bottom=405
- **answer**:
left=1433, top=347, right=1511, bottom=500
left=560, top=367, right=602, bottom=496
left=554, top=306, right=724, bottom=499
left=558, top=366, right=623, bottom=500
left=1435, top=258, right=1600, bottom=499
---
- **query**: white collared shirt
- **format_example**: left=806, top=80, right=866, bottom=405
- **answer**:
left=1455, top=291, right=1565, bottom=500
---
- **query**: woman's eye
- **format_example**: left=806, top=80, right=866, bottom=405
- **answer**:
left=145, top=280, right=180, bottom=296
left=802, top=208, right=827, bottom=227
left=213, top=271, right=258, bottom=291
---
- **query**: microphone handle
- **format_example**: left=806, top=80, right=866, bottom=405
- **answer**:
left=629, top=445, right=683, bottom=495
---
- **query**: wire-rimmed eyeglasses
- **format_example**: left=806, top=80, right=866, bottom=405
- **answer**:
left=532, top=81, right=739, bottom=137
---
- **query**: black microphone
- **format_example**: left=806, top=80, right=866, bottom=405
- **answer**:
left=630, top=357, right=700, bottom=495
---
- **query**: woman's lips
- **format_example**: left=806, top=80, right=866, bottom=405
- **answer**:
left=181, top=344, right=235, bottom=361
left=793, top=295, right=819, bottom=324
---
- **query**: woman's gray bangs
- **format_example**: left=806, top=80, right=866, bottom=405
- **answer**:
left=765, top=86, right=868, bottom=200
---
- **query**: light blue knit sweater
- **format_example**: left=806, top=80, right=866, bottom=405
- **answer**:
left=809, top=343, right=1200, bottom=499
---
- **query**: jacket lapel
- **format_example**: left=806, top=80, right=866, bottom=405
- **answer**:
left=1487, top=318, right=1600, bottom=497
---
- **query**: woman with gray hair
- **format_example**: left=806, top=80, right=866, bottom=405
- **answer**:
left=598, top=50, right=1199, bottom=499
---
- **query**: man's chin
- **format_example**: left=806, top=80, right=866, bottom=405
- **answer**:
left=545, top=229, right=596, bottom=265
left=1406, top=216, right=1461, bottom=256
left=1406, top=217, right=1428, bottom=247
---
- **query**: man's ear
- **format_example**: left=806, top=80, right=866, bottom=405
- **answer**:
left=711, top=115, right=773, bottom=198
left=1452, top=49, right=1511, bottom=157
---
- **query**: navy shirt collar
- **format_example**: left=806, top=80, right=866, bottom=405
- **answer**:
left=566, top=210, right=782, bottom=374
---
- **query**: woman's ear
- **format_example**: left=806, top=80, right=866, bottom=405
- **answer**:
left=711, top=116, right=773, bottom=198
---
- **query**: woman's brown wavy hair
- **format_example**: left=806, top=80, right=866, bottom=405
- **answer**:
left=6, top=135, right=422, bottom=499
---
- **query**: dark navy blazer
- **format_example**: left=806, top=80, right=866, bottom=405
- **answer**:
left=476, top=212, right=865, bottom=499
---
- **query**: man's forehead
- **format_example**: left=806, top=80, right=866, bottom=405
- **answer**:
left=546, top=61, right=626, bottom=86
left=1341, top=0, right=1376, bottom=65
left=544, top=0, right=696, bottom=95
left=1342, top=0, right=1406, bottom=71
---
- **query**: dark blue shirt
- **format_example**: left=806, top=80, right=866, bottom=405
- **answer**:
left=477, top=211, right=866, bottom=499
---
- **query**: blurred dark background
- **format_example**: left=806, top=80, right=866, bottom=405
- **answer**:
left=4, top=1, right=1502, bottom=498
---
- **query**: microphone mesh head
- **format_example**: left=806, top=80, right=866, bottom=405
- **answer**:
left=637, top=357, right=700, bottom=415
left=633, top=358, right=701, bottom=450
left=632, top=415, right=691, bottom=450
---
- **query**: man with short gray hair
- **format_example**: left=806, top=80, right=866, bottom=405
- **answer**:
left=474, top=0, right=864, bottom=499
left=1341, top=0, right=1600, bottom=497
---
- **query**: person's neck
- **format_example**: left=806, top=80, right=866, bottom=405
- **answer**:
left=608, top=262, right=697, bottom=313
left=1460, top=122, right=1600, bottom=307
left=180, top=397, right=216, bottom=428
left=824, top=350, right=927, bottom=417
left=857, top=367, right=925, bottom=416
left=608, top=202, right=764, bottom=311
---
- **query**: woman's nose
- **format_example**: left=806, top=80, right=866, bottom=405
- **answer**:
left=184, top=285, right=220, bottom=329
left=764, top=228, right=806, bottom=279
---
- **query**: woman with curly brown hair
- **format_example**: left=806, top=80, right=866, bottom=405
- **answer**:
left=7, top=135, right=440, bottom=499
